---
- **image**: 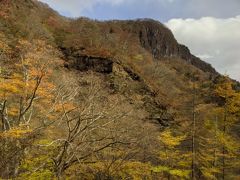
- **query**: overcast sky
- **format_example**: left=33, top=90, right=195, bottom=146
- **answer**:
left=39, top=0, right=240, bottom=80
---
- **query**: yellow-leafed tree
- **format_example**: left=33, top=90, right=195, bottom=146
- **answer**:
left=0, top=39, right=63, bottom=178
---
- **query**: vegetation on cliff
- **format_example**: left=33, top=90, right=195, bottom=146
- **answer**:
left=0, top=0, right=239, bottom=179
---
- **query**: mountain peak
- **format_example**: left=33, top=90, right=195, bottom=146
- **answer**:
left=103, top=18, right=218, bottom=75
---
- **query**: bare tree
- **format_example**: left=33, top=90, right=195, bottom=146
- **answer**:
left=37, top=73, right=131, bottom=177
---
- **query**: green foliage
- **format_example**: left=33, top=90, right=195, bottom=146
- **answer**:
left=18, top=170, right=54, bottom=180
left=18, top=138, right=56, bottom=179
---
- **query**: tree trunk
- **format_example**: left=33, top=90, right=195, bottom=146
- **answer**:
left=222, top=107, right=226, bottom=180
left=191, top=83, right=196, bottom=180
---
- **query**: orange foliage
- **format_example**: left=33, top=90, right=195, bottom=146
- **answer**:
left=46, top=16, right=60, bottom=27
left=84, top=48, right=111, bottom=58
left=0, top=39, right=65, bottom=131
left=0, top=126, right=32, bottom=139
left=0, top=0, right=11, bottom=19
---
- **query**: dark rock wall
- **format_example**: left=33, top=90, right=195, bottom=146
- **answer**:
left=72, top=55, right=113, bottom=73
left=178, top=45, right=217, bottom=74
left=123, top=19, right=179, bottom=58
left=60, top=47, right=113, bottom=73
left=129, top=20, right=218, bottom=75
left=60, top=19, right=218, bottom=76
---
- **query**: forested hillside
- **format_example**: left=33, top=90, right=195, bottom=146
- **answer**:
left=0, top=0, right=239, bottom=179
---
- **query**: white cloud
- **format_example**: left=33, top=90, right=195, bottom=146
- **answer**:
left=166, top=16, right=240, bottom=80
left=38, top=1, right=240, bottom=80
left=196, top=54, right=213, bottom=60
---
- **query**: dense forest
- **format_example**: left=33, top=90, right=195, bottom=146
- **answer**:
left=0, top=0, right=239, bottom=179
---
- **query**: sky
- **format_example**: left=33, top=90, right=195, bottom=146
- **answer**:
left=39, top=0, right=240, bottom=80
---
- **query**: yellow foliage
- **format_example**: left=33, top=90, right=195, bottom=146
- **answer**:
left=0, top=32, right=11, bottom=54
left=120, top=161, right=152, bottom=180
left=66, top=160, right=152, bottom=180
left=0, top=127, right=32, bottom=139
left=214, top=75, right=240, bottom=122
left=159, top=129, right=186, bottom=148
left=217, top=131, right=239, bottom=152
left=8, top=107, right=19, bottom=116
left=0, top=38, right=65, bottom=135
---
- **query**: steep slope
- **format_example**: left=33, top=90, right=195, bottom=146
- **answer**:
left=112, top=19, right=217, bottom=74
left=56, top=18, right=218, bottom=76
left=0, top=0, right=217, bottom=76
left=1, top=1, right=239, bottom=179
left=0, top=0, right=68, bottom=41
left=0, top=0, right=220, bottom=124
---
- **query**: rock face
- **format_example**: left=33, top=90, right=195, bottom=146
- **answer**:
left=71, top=55, right=113, bottom=73
left=61, top=48, right=113, bottom=73
left=59, top=18, right=217, bottom=76
left=178, top=45, right=217, bottom=74
left=128, top=19, right=217, bottom=75
left=134, top=19, right=179, bottom=58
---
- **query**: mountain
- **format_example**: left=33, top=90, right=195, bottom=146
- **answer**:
left=0, top=0, right=239, bottom=179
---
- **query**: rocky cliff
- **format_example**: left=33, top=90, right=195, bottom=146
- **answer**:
left=55, top=18, right=218, bottom=78
left=126, top=19, right=217, bottom=74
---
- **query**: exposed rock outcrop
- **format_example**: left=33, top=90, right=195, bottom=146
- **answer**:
left=120, top=19, right=179, bottom=58
left=126, top=19, right=218, bottom=75
left=70, top=55, right=113, bottom=73
left=178, top=45, right=217, bottom=74
left=61, top=47, right=113, bottom=73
